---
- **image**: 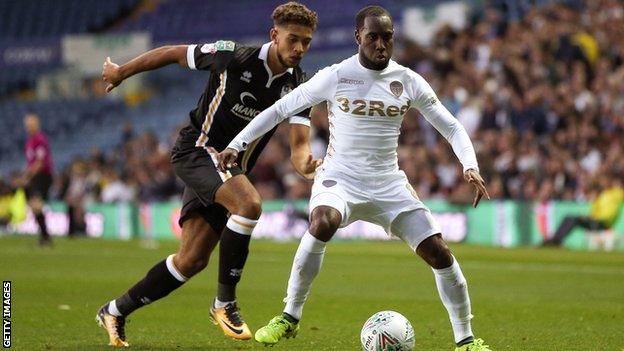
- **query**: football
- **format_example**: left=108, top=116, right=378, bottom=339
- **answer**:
left=360, top=311, right=416, bottom=351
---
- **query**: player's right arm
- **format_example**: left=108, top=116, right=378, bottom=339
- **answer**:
left=217, top=67, right=337, bottom=171
left=102, top=41, right=236, bottom=92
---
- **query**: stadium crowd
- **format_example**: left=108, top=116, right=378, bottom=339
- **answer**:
left=55, top=123, right=181, bottom=205
left=4, top=0, right=623, bottom=210
left=392, top=0, right=624, bottom=203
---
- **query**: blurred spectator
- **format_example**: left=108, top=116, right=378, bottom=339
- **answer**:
left=63, top=159, right=92, bottom=236
left=101, top=169, right=136, bottom=203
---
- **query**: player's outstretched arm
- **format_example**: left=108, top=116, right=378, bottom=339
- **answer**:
left=224, top=69, right=335, bottom=163
left=218, top=67, right=336, bottom=171
left=217, top=102, right=310, bottom=172
left=102, top=45, right=188, bottom=92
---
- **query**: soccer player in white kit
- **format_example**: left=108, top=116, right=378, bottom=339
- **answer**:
left=217, top=6, right=492, bottom=351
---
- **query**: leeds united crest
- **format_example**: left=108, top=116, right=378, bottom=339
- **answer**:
left=390, top=81, right=403, bottom=97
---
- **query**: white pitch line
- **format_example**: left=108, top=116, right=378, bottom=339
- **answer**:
left=461, top=261, right=624, bottom=275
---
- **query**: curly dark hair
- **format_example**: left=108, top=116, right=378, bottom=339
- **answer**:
left=272, top=2, right=318, bottom=30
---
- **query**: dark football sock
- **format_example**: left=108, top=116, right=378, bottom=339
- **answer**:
left=34, top=212, right=49, bottom=240
left=115, top=255, right=187, bottom=316
left=217, top=215, right=257, bottom=302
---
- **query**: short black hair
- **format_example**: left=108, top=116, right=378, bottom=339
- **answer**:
left=355, top=5, right=392, bottom=30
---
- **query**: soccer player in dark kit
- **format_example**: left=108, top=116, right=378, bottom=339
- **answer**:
left=96, top=2, right=321, bottom=347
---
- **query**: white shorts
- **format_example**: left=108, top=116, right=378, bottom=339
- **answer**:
left=309, top=168, right=441, bottom=250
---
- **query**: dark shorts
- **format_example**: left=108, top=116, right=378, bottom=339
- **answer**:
left=171, top=133, right=243, bottom=232
left=25, top=172, right=52, bottom=201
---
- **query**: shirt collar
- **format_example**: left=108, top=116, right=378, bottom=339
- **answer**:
left=259, top=42, right=294, bottom=74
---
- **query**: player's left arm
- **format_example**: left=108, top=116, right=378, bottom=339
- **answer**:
left=410, top=75, right=489, bottom=207
left=288, top=103, right=326, bottom=179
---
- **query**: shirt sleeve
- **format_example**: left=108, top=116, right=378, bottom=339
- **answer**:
left=288, top=115, right=311, bottom=126
left=186, top=40, right=236, bottom=71
left=409, top=73, right=479, bottom=172
left=227, top=66, right=336, bottom=151
left=287, top=68, right=312, bottom=126
left=274, top=66, right=335, bottom=118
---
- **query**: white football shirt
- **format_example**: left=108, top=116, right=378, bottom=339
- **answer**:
left=228, top=54, right=479, bottom=175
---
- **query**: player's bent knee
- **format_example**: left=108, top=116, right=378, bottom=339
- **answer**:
left=309, top=207, right=341, bottom=241
left=236, top=196, right=262, bottom=219
left=174, top=253, right=208, bottom=278
left=416, top=234, right=453, bottom=269
left=216, top=177, right=263, bottom=219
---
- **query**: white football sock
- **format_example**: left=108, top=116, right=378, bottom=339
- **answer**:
left=107, top=300, right=122, bottom=317
left=432, top=256, right=474, bottom=344
left=283, top=231, right=327, bottom=320
left=214, top=298, right=235, bottom=308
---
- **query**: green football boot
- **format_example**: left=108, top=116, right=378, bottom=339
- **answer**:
left=254, top=315, right=300, bottom=346
left=455, top=338, right=492, bottom=351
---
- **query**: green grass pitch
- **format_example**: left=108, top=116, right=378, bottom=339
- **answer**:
left=1, top=236, right=623, bottom=350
